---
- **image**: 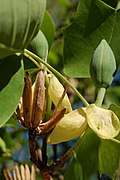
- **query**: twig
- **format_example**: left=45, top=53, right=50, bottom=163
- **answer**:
left=29, top=130, right=53, bottom=180
left=49, top=138, right=81, bottom=173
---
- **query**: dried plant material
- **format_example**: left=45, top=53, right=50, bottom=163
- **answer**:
left=38, top=108, right=66, bottom=134
left=86, top=104, right=120, bottom=139
left=20, top=165, right=25, bottom=180
left=3, top=168, right=13, bottom=180
left=3, top=164, right=36, bottom=180
left=48, top=74, right=72, bottom=113
left=25, top=164, right=30, bottom=180
left=31, top=70, right=45, bottom=128
left=31, top=165, right=36, bottom=180
left=47, top=108, right=88, bottom=144
left=17, top=98, right=23, bottom=121
left=13, top=164, right=21, bottom=180
left=23, top=72, right=32, bottom=128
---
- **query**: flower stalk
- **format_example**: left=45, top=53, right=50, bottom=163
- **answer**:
left=23, top=49, right=89, bottom=107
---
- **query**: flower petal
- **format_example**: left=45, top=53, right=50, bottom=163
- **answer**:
left=86, top=104, right=120, bottom=139
left=48, top=74, right=72, bottom=113
left=47, top=108, right=88, bottom=144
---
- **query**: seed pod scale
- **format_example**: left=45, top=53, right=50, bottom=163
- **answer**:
left=23, top=72, right=32, bottom=128
left=31, top=70, right=45, bottom=128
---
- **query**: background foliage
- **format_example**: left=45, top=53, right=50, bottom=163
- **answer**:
left=0, top=0, right=120, bottom=179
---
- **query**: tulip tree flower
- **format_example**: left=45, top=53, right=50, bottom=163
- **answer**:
left=47, top=108, right=88, bottom=144
left=19, top=71, right=120, bottom=144
left=47, top=103, right=120, bottom=144
left=48, top=74, right=72, bottom=113
left=86, top=104, right=120, bottom=139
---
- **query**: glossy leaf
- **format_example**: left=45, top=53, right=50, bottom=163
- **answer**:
left=41, top=11, right=55, bottom=47
left=109, top=103, right=120, bottom=120
left=76, top=128, right=100, bottom=178
left=0, top=55, right=24, bottom=127
left=64, top=158, right=83, bottom=180
left=63, top=0, right=120, bottom=77
left=0, top=0, right=46, bottom=59
left=27, top=30, right=48, bottom=60
left=99, top=139, right=120, bottom=178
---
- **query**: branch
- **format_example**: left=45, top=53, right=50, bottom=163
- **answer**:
left=29, top=130, right=53, bottom=180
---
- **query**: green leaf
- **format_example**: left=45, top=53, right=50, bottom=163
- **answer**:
left=0, top=55, right=24, bottom=127
left=0, top=137, right=11, bottom=161
left=0, top=0, right=46, bottom=59
left=76, top=128, right=100, bottom=178
left=41, top=11, right=55, bottom=47
left=99, top=139, right=120, bottom=178
left=27, top=30, right=48, bottom=60
left=102, top=0, right=118, bottom=9
left=63, top=0, right=120, bottom=77
left=0, top=137, right=8, bottom=153
left=109, top=103, right=120, bottom=120
left=64, top=158, right=83, bottom=180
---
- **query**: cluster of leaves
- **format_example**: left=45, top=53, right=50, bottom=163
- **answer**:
left=0, top=0, right=120, bottom=179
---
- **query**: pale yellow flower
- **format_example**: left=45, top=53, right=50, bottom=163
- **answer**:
left=48, top=74, right=72, bottom=113
left=86, top=104, right=120, bottom=139
left=47, top=104, right=120, bottom=144
left=47, top=108, right=88, bottom=144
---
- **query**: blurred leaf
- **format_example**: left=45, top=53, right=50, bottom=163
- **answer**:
left=0, top=137, right=11, bottom=162
left=3, top=115, right=18, bottom=128
left=0, top=0, right=46, bottom=59
left=109, top=103, right=120, bottom=119
left=0, top=55, right=24, bottom=127
left=64, top=158, right=83, bottom=180
left=63, top=0, right=120, bottom=77
left=0, top=137, right=8, bottom=153
left=27, top=30, right=48, bottom=60
left=99, top=139, right=120, bottom=178
left=76, top=128, right=100, bottom=178
left=41, top=11, right=55, bottom=47
left=105, top=87, right=120, bottom=108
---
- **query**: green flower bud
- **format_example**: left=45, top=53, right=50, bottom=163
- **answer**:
left=90, top=39, right=116, bottom=88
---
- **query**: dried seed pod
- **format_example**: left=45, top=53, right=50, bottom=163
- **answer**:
left=3, top=168, right=13, bottom=180
left=31, top=70, right=45, bottom=128
left=38, top=108, right=66, bottom=134
left=23, top=72, right=32, bottom=128
left=47, top=108, right=88, bottom=144
left=31, top=165, right=36, bottom=180
left=48, top=74, right=72, bottom=113
left=13, top=164, right=21, bottom=180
